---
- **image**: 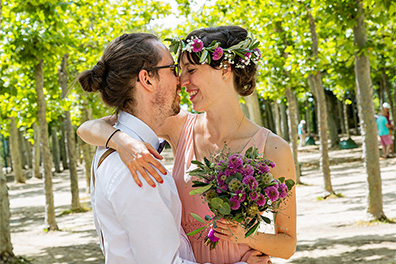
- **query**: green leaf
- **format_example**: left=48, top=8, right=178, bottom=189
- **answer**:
left=204, top=157, right=211, bottom=168
left=285, top=179, right=295, bottom=190
left=190, top=213, right=206, bottom=224
left=218, top=202, right=231, bottom=215
left=200, top=50, right=208, bottom=63
left=186, top=226, right=205, bottom=236
left=244, top=222, right=260, bottom=238
left=191, top=160, right=204, bottom=166
left=260, top=215, right=271, bottom=224
left=189, top=184, right=213, bottom=195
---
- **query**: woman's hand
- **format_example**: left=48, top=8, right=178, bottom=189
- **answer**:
left=241, top=250, right=272, bottom=264
left=110, top=131, right=167, bottom=188
left=212, top=219, right=248, bottom=244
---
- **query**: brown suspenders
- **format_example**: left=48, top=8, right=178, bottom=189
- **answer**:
left=91, top=148, right=116, bottom=257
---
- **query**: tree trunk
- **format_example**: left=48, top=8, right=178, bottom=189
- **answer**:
left=352, top=94, right=359, bottom=135
left=244, top=91, right=263, bottom=127
left=285, top=87, right=301, bottom=183
left=353, top=0, right=386, bottom=221
left=51, top=126, right=61, bottom=173
left=325, top=90, right=340, bottom=148
left=0, top=157, right=14, bottom=261
left=23, top=137, right=33, bottom=169
left=33, top=122, right=41, bottom=179
left=306, top=9, right=334, bottom=194
left=9, top=117, right=24, bottom=183
left=35, top=59, right=58, bottom=230
left=59, top=54, right=81, bottom=210
left=80, top=99, right=95, bottom=194
left=264, top=101, right=275, bottom=132
left=64, top=112, right=81, bottom=210
left=280, top=102, right=289, bottom=141
left=343, top=100, right=351, bottom=139
left=305, top=100, right=311, bottom=136
left=338, top=99, right=346, bottom=137
left=59, top=119, right=68, bottom=170
left=273, top=100, right=282, bottom=136
left=18, top=130, right=28, bottom=169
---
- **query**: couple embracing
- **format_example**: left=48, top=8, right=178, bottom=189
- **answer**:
left=78, top=26, right=296, bottom=264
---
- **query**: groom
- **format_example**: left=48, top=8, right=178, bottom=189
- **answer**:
left=79, top=33, right=197, bottom=263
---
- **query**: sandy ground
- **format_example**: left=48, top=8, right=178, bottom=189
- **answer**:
left=5, top=136, right=396, bottom=263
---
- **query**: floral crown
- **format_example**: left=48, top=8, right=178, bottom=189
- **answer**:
left=165, top=33, right=262, bottom=69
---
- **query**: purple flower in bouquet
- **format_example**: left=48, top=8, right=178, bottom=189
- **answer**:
left=264, top=185, right=279, bottom=202
left=192, top=38, right=204, bottom=52
left=216, top=172, right=226, bottom=184
left=257, top=163, right=270, bottom=174
left=228, top=154, right=243, bottom=169
left=225, top=167, right=238, bottom=177
left=241, top=164, right=254, bottom=177
left=255, top=193, right=266, bottom=206
left=242, top=175, right=258, bottom=190
left=212, top=47, right=224, bottom=60
left=230, top=196, right=241, bottom=210
left=217, top=183, right=228, bottom=193
left=269, top=161, right=276, bottom=168
left=235, top=190, right=246, bottom=202
left=249, top=191, right=259, bottom=201
left=279, top=183, right=288, bottom=198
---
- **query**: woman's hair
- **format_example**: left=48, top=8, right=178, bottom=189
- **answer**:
left=183, top=26, right=257, bottom=96
left=79, top=33, right=162, bottom=114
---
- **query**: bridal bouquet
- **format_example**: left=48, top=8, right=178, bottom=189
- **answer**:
left=187, top=146, right=295, bottom=249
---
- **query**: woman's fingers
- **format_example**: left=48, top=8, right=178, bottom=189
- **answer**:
left=135, top=166, right=156, bottom=188
left=146, top=143, right=164, bottom=160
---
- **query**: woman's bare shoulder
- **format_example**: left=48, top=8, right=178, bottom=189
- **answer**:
left=264, top=131, right=292, bottom=157
left=158, top=110, right=195, bottom=147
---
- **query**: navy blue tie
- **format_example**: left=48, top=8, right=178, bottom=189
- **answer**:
left=157, top=139, right=167, bottom=154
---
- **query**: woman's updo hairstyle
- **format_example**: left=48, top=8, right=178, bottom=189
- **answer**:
left=183, top=26, right=257, bottom=96
left=79, top=33, right=162, bottom=114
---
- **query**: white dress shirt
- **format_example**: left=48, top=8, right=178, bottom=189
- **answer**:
left=91, top=111, right=196, bottom=264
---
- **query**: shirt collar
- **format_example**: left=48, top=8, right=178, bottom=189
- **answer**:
left=116, top=111, right=160, bottom=150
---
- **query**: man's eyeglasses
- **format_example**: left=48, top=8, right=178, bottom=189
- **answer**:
left=146, top=63, right=180, bottom=77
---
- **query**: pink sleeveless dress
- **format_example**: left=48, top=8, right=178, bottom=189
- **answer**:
left=173, top=113, right=271, bottom=264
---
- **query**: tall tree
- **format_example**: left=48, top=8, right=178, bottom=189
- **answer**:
left=352, top=0, right=386, bottom=220
left=0, top=157, right=14, bottom=262
left=35, top=60, right=58, bottom=230
left=9, top=117, right=24, bottom=183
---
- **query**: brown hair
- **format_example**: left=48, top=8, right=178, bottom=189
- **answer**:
left=79, top=33, right=162, bottom=114
left=183, top=26, right=257, bottom=96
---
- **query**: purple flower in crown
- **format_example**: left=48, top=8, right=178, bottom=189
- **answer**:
left=192, top=38, right=204, bottom=52
left=235, top=190, right=246, bottom=202
left=244, top=52, right=252, bottom=59
left=256, top=193, right=266, bottom=206
left=242, top=175, right=258, bottom=190
left=279, top=183, right=288, bottom=198
left=264, top=185, right=279, bottom=202
left=230, top=196, right=241, bottom=210
left=212, top=47, right=224, bottom=60
left=250, top=191, right=259, bottom=201
left=254, top=48, right=262, bottom=58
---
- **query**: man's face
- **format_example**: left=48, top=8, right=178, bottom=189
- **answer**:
left=151, top=42, right=181, bottom=119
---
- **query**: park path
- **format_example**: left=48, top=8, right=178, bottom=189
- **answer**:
left=6, top=136, right=396, bottom=263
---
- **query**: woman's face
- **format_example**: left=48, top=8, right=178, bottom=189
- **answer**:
left=179, top=54, right=225, bottom=112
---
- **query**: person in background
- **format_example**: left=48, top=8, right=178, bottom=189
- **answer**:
left=376, top=109, right=393, bottom=159
left=298, top=120, right=307, bottom=147
left=382, top=102, right=394, bottom=155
